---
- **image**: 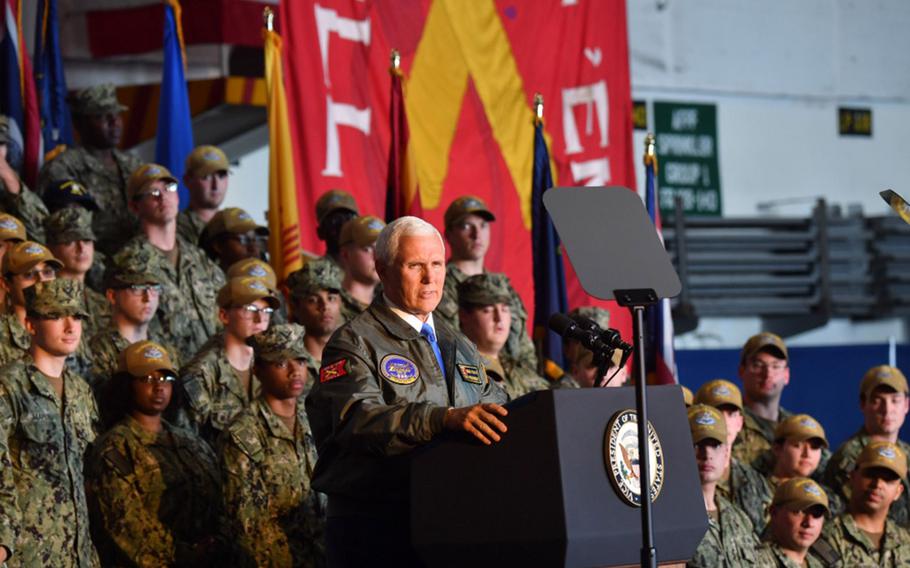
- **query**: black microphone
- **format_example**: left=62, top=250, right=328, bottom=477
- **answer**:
left=548, top=313, right=600, bottom=350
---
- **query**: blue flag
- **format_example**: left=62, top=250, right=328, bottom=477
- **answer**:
left=155, top=3, right=193, bottom=209
left=33, top=0, right=72, bottom=155
left=531, top=121, right=568, bottom=371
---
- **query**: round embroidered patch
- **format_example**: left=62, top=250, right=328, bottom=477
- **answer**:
left=380, top=354, right=420, bottom=385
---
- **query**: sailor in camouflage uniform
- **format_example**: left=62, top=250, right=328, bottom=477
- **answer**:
left=286, top=258, right=344, bottom=383
left=0, top=279, right=100, bottom=566
left=227, top=256, right=288, bottom=324
left=0, top=241, right=62, bottom=365
left=824, top=365, right=910, bottom=527
left=0, top=115, right=52, bottom=243
left=221, top=324, right=326, bottom=567
left=88, top=253, right=177, bottom=397
left=687, top=404, right=760, bottom=567
left=734, top=333, right=802, bottom=468
left=755, top=478, right=830, bottom=568
left=337, top=215, right=384, bottom=321
left=37, top=84, right=141, bottom=254
left=436, top=195, right=538, bottom=371
left=181, top=277, right=280, bottom=443
left=313, top=189, right=359, bottom=267
left=769, top=414, right=844, bottom=517
left=457, top=273, right=550, bottom=400
left=89, top=341, right=227, bottom=565
left=115, top=163, right=225, bottom=360
left=45, top=208, right=111, bottom=378
left=695, top=378, right=774, bottom=533
left=307, top=217, right=508, bottom=566
left=177, top=145, right=231, bottom=245
left=821, top=441, right=910, bottom=566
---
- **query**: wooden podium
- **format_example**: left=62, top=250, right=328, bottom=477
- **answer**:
left=410, top=386, right=708, bottom=567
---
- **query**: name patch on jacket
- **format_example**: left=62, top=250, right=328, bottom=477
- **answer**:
left=380, top=355, right=419, bottom=385
left=457, top=364, right=483, bottom=385
left=320, top=359, right=348, bottom=383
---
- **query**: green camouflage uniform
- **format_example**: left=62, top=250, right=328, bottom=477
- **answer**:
left=176, top=209, right=207, bottom=247
left=88, top=327, right=180, bottom=392
left=113, top=235, right=224, bottom=361
left=824, top=429, right=910, bottom=527
left=688, top=494, right=760, bottom=567
left=0, top=313, right=29, bottom=366
left=717, top=457, right=775, bottom=534
left=754, top=542, right=826, bottom=568
left=88, top=415, right=226, bottom=566
left=0, top=356, right=101, bottom=567
left=339, top=288, right=368, bottom=323
left=481, top=353, right=551, bottom=401
left=0, top=180, right=51, bottom=243
left=437, top=264, right=538, bottom=368
left=221, top=397, right=326, bottom=567
left=37, top=147, right=140, bottom=255
left=181, top=332, right=259, bottom=443
left=821, top=513, right=910, bottom=566
left=734, top=406, right=793, bottom=466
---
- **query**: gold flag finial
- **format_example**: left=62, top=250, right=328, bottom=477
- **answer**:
left=263, top=7, right=274, bottom=31
left=534, top=93, right=544, bottom=124
left=644, top=133, right=657, bottom=169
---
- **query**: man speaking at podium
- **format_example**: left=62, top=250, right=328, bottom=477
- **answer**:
left=306, top=216, right=509, bottom=567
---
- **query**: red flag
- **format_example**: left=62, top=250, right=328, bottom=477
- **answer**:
left=384, top=50, right=422, bottom=221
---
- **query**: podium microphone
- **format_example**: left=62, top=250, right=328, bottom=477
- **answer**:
left=548, top=313, right=599, bottom=350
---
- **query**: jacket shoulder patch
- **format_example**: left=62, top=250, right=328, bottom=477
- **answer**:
left=320, top=359, right=348, bottom=383
left=457, top=364, right=483, bottom=385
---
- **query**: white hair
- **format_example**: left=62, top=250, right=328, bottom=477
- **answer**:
left=374, top=216, right=444, bottom=268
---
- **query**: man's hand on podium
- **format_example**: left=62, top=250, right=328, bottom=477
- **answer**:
left=444, top=403, right=508, bottom=445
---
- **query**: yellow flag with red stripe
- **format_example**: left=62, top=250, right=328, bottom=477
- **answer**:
left=263, top=22, right=301, bottom=281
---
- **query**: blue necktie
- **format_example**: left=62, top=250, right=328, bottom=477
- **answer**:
left=420, top=323, right=446, bottom=379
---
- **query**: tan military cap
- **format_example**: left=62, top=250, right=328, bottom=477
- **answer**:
left=457, top=272, right=512, bottom=307
left=226, top=258, right=277, bottom=289
left=24, top=279, right=89, bottom=319
left=315, top=190, right=359, bottom=225
left=184, top=145, right=229, bottom=177
left=45, top=208, right=96, bottom=245
left=67, top=84, right=127, bottom=116
left=0, top=213, right=26, bottom=242
left=216, top=277, right=280, bottom=310
left=248, top=323, right=309, bottom=363
left=444, top=195, right=495, bottom=229
left=774, top=414, right=828, bottom=448
left=688, top=404, right=727, bottom=444
left=741, top=332, right=788, bottom=364
left=202, top=207, right=268, bottom=243
left=860, top=365, right=909, bottom=399
left=695, top=379, right=743, bottom=411
left=127, top=163, right=178, bottom=201
left=117, top=340, right=177, bottom=378
left=771, top=477, right=830, bottom=514
left=339, top=215, right=385, bottom=248
left=681, top=385, right=694, bottom=407
left=3, top=241, right=63, bottom=275
left=857, top=441, right=908, bottom=480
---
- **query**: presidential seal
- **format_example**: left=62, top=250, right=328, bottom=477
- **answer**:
left=604, top=409, right=665, bottom=507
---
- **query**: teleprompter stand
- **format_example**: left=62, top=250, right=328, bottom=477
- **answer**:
left=543, top=186, right=684, bottom=568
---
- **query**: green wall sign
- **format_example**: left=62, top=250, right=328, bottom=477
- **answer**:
left=654, top=101, right=721, bottom=217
